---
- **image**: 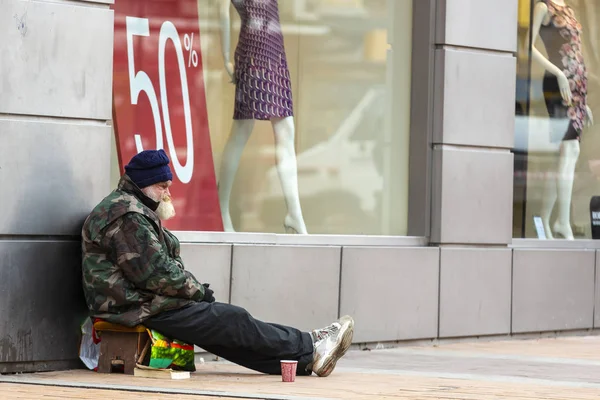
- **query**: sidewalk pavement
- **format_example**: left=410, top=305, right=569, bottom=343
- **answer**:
left=3, top=334, right=600, bottom=399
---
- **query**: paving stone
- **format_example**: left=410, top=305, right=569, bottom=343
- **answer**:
left=3, top=335, right=600, bottom=399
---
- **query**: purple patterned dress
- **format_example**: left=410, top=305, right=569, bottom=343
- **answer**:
left=231, top=0, right=294, bottom=121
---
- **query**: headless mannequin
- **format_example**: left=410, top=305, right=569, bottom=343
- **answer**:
left=530, top=0, right=594, bottom=239
left=217, top=0, right=307, bottom=234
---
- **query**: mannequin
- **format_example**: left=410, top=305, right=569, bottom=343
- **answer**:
left=530, top=0, right=594, bottom=239
left=217, top=0, right=308, bottom=234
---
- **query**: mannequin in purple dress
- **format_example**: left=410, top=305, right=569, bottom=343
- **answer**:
left=530, top=0, right=594, bottom=239
left=217, top=0, right=307, bottom=234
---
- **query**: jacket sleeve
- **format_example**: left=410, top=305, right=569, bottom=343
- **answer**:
left=105, top=212, right=205, bottom=301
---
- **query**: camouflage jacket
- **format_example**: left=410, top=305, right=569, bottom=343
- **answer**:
left=81, top=175, right=205, bottom=327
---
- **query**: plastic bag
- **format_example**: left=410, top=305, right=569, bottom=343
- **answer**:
left=147, top=329, right=196, bottom=371
left=79, top=317, right=101, bottom=370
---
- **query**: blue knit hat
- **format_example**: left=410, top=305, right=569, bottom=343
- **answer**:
left=125, top=149, right=173, bottom=189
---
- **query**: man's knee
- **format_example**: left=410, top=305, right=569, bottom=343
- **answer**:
left=212, top=302, right=251, bottom=320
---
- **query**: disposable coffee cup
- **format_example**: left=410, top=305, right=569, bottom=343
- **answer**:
left=280, top=360, right=298, bottom=382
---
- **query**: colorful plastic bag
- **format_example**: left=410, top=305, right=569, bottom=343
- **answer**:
left=147, top=329, right=196, bottom=371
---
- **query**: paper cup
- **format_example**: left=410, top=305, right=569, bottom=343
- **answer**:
left=280, top=360, right=298, bottom=382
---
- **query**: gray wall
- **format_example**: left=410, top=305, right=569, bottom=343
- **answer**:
left=0, top=0, right=113, bottom=373
left=431, top=0, right=517, bottom=339
left=179, top=242, right=600, bottom=344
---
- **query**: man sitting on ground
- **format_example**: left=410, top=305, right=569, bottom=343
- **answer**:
left=81, top=149, right=354, bottom=377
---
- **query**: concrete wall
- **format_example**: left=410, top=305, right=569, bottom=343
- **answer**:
left=432, top=0, right=517, bottom=340
left=178, top=243, right=600, bottom=345
left=512, top=248, right=596, bottom=333
left=0, top=0, right=114, bottom=373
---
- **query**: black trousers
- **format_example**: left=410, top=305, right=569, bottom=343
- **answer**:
left=145, top=302, right=314, bottom=375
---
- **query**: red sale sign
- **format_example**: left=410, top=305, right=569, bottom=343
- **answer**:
left=112, top=1, right=223, bottom=231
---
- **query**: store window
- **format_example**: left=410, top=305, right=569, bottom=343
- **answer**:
left=514, top=0, right=599, bottom=240
left=112, top=0, right=413, bottom=236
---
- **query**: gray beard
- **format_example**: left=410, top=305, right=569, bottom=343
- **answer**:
left=142, top=188, right=176, bottom=221
left=156, top=199, right=176, bottom=221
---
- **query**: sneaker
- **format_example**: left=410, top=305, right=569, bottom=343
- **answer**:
left=305, top=322, right=342, bottom=375
left=311, top=315, right=354, bottom=377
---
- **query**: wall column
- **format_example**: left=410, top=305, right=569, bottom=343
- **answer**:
left=0, top=0, right=114, bottom=372
left=431, top=0, right=518, bottom=338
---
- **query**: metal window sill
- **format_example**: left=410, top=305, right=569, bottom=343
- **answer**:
left=510, top=238, right=600, bottom=250
left=171, top=231, right=429, bottom=247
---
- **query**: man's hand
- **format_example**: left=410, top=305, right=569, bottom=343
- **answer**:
left=202, top=283, right=215, bottom=303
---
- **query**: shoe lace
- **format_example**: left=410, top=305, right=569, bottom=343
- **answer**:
left=312, top=322, right=340, bottom=345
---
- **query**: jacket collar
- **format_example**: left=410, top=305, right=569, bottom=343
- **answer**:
left=118, top=175, right=161, bottom=212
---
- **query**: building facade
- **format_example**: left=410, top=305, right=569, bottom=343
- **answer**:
left=2, top=0, right=599, bottom=374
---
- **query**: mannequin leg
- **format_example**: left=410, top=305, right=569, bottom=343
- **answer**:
left=271, top=116, right=307, bottom=234
left=540, top=170, right=558, bottom=240
left=218, top=119, right=255, bottom=232
left=553, top=139, right=580, bottom=240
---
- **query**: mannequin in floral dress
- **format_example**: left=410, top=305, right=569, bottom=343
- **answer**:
left=217, top=0, right=307, bottom=234
left=530, top=0, right=594, bottom=239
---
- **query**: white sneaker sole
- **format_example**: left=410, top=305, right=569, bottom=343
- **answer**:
left=335, top=315, right=354, bottom=358
left=313, top=316, right=354, bottom=377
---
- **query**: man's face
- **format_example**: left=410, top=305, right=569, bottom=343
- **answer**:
left=142, top=181, right=176, bottom=221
